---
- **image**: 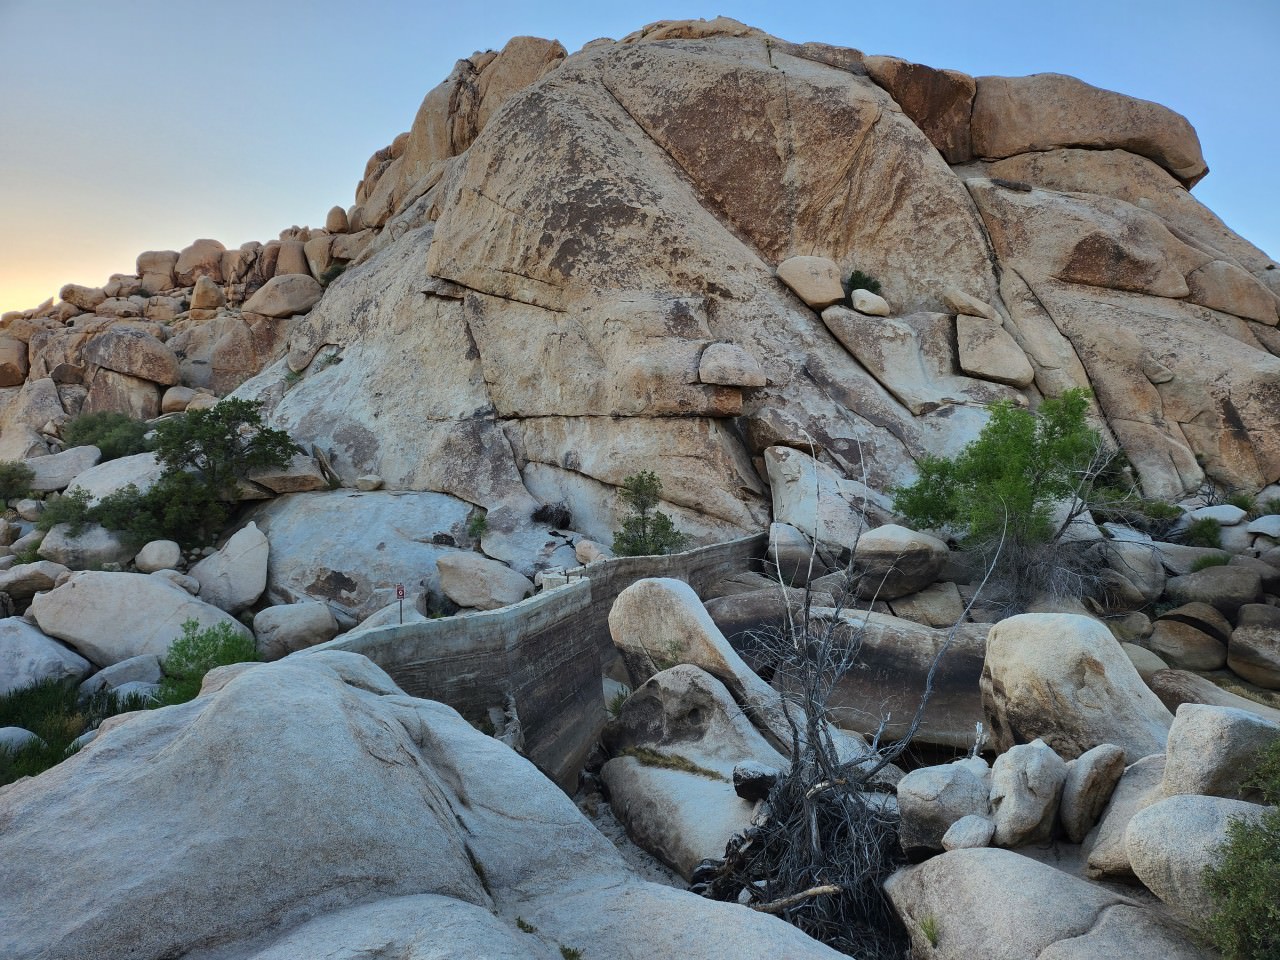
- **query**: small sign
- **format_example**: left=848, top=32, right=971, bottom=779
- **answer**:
left=395, top=583, right=405, bottom=600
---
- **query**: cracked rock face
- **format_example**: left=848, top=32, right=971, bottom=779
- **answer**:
left=224, top=21, right=1276, bottom=543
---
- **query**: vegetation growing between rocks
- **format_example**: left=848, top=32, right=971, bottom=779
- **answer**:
left=38, top=399, right=295, bottom=548
left=1190, top=554, right=1232, bottom=572
left=847, top=270, right=882, bottom=296
left=893, top=388, right=1122, bottom=611
left=612, top=471, right=688, bottom=557
left=1183, top=517, right=1224, bottom=549
left=62, top=411, right=152, bottom=461
left=0, top=460, right=34, bottom=501
left=0, top=678, right=151, bottom=785
left=621, top=746, right=726, bottom=781
left=1203, top=737, right=1280, bottom=960
left=157, top=619, right=259, bottom=706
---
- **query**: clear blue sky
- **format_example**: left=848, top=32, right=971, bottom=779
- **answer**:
left=1, top=0, right=1276, bottom=312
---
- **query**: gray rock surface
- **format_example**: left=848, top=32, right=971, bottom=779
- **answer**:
left=253, top=602, right=339, bottom=661
left=1059, top=743, right=1126, bottom=844
left=990, top=739, right=1068, bottom=847
left=435, top=551, right=534, bottom=610
left=189, top=522, right=269, bottom=614
left=897, top=760, right=991, bottom=855
left=0, top=617, right=91, bottom=695
left=1162, top=703, right=1280, bottom=801
left=1126, top=794, right=1269, bottom=926
left=1084, top=754, right=1167, bottom=880
left=0, top=650, right=842, bottom=960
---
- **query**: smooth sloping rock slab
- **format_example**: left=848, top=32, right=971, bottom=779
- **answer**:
left=1162, top=703, right=1280, bottom=801
left=246, top=490, right=473, bottom=621
left=28, top=571, right=251, bottom=667
left=436, top=551, right=534, bottom=610
left=27, top=445, right=101, bottom=492
left=0, top=651, right=842, bottom=960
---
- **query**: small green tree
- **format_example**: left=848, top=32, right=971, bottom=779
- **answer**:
left=0, top=461, right=34, bottom=501
left=893, top=389, right=1113, bottom=609
left=157, top=618, right=259, bottom=706
left=612, top=471, right=689, bottom=557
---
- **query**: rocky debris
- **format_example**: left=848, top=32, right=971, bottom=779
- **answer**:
left=242, top=274, right=323, bottom=318
left=1084, top=754, right=1167, bottom=879
left=0, top=336, right=28, bottom=386
left=1162, top=703, right=1280, bottom=801
left=1145, top=668, right=1280, bottom=724
left=59, top=284, right=106, bottom=312
left=0, top=617, right=91, bottom=695
left=29, top=571, right=252, bottom=667
left=253, top=601, right=338, bottom=660
left=1126, top=795, right=1269, bottom=927
left=850, top=523, right=948, bottom=600
left=133, top=540, right=181, bottom=573
left=732, top=760, right=779, bottom=802
left=775, top=256, right=846, bottom=309
left=1059, top=743, right=1127, bottom=844
left=885, top=847, right=1208, bottom=960
left=1228, top=603, right=1280, bottom=689
left=990, top=739, right=1067, bottom=847
left=897, top=759, right=991, bottom=856
left=27, top=445, right=101, bottom=492
left=353, top=473, right=383, bottom=491
left=888, top=581, right=966, bottom=627
left=981, top=613, right=1172, bottom=759
left=189, top=522, right=269, bottom=614
left=609, top=577, right=792, bottom=747
left=435, top=551, right=534, bottom=611
left=850, top=289, right=891, bottom=316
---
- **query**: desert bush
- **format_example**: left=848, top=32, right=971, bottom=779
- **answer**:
left=532, top=501, right=572, bottom=528
left=847, top=270, right=882, bottom=295
left=62, top=411, right=151, bottom=461
left=612, top=471, right=688, bottom=557
left=35, top=488, right=93, bottom=536
left=156, top=618, right=259, bottom=706
left=0, top=460, right=34, bottom=501
left=1190, top=554, right=1232, bottom=572
left=1183, top=518, right=1223, bottom=549
left=1225, top=491, right=1256, bottom=513
left=893, top=388, right=1112, bottom=611
left=41, top=399, right=296, bottom=548
left=1203, top=738, right=1280, bottom=959
left=0, top=678, right=151, bottom=785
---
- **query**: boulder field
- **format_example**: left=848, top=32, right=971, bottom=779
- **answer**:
left=1, top=15, right=1279, bottom=960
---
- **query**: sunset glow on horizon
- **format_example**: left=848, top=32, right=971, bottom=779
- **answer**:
left=2, top=0, right=1276, bottom=315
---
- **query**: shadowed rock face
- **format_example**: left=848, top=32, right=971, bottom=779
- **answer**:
left=219, top=19, right=1277, bottom=540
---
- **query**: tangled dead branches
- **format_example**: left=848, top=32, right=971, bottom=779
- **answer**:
left=694, top=524, right=1000, bottom=957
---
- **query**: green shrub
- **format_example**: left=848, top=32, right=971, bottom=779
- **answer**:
left=1203, top=738, right=1280, bottom=959
left=0, top=460, right=34, bottom=501
left=892, top=389, right=1111, bottom=609
left=42, top=399, right=297, bottom=549
left=0, top=678, right=151, bottom=785
left=606, top=686, right=631, bottom=718
left=35, top=488, right=93, bottom=535
left=847, top=270, right=882, bottom=296
left=1225, top=492, right=1256, bottom=513
left=156, top=618, right=259, bottom=706
left=1190, top=554, right=1231, bottom=572
left=1263, top=498, right=1280, bottom=518
left=467, top=511, right=487, bottom=540
left=62, top=411, right=152, bottom=461
left=1184, top=517, right=1223, bottom=549
left=612, top=471, right=688, bottom=557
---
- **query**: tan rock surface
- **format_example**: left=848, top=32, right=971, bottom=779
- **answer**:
left=775, top=256, right=846, bottom=309
left=864, top=55, right=974, bottom=162
left=173, top=239, right=226, bottom=286
left=955, top=314, right=1035, bottom=387
left=242, top=275, right=323, bottom=318
left=972, top=73, right=1207, bottom=185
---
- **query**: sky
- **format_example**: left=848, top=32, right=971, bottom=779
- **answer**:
left=1, top=0, right=1276, bottom=313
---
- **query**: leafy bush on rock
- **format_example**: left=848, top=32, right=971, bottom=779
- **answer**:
left=0, top=460, right=34, bottom=501
left=157, top=619, right=259, bottom=706
left=62, top=411, right=152, bottom=461
left=1204, top=738, right=1280, bottom=959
